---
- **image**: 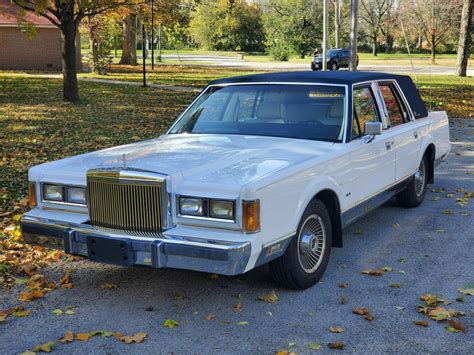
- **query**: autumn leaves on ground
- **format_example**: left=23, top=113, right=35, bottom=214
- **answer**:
left=0, top=68, right=473, bottom=353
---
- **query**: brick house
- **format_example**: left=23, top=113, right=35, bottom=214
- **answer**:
left=0, top=1, right=82, bottom=71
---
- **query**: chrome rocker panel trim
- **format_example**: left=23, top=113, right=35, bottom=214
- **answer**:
left=21, top=215, right=251, bottom=276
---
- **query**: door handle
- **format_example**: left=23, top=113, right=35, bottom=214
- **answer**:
left=414, top=131, right=419, bottom=139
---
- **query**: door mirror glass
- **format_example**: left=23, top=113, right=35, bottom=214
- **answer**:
left=364, top=121, right=383, bottom=136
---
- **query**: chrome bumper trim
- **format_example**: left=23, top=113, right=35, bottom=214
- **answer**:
left=21, top=215, right=251, bottom=276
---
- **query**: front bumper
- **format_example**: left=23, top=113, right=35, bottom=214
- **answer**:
left=21, top=215, right=251, bottom=276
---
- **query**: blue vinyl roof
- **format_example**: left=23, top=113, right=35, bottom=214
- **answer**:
left=210, top=71, right=428, bottom=118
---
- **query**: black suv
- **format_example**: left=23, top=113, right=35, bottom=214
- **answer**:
left=311, top=48, right=358, bottom=71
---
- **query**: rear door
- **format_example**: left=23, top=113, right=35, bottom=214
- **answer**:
left=346, top=83, right=396, bottom=208
left=377, top=81, right=421, bottom=181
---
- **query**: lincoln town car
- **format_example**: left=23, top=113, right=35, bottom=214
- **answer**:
left=21, top=71, right=450, bottom=289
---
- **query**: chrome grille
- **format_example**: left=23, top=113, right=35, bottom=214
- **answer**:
left=87, top=172, right=165, bottom=235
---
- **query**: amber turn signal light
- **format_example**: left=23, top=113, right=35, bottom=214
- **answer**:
left=28, top=183, right=36, bottom=207
left=243, top=200, right=260, bottom=233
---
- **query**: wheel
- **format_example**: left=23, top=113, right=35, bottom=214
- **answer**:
left=396, top=155, right=428, bottom=207
left=270, top=199, right=332, bottom=289
left=329, top=61, right=339, bottom=71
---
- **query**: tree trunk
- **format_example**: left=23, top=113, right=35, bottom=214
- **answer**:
left=349, top=0, right=359, bottom=71
left=61, top=18, right=79, bottom=102
left=120, top=14, right=137, bottom=65
left=430, top=34, right=436, bottom=64
left=89, top=21, right=99, bottom=72
left=334, top=0, right=340, bottom=48
left=455, top=0, right=473, bottom=76
left=372, top=33, right=378, bottom=56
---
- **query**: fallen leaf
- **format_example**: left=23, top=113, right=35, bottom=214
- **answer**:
left=60, top=273, right=71, bottom=285
left=76, top=333, right=90, bottom=341
left=257, top=290, right=278, bottom=304
left=361, top=269, right=384, bottom=276
left=236, top=321, right=249, bottom=325
left=233, top=302, right=242, bottom=312
left=174, top=292, right=186, bottom=300
left=327, top=341, right=345, bottom=350
left=163, top=319, right=179, bottom=328
left=413, top=320, right=429, bottom=327
left=65, top=310, right=75, bottom=315
left=120, top=332, right=147, bottom=344
left=59, top=330, right=74, bottom=343
left=100, top=283, right=118, bottom=289
left=420, top=294, right=445, bottom=306
left=12, top=309, right=30, bottom=317
left=307, top=342, right=321, bottom=350
left=113, top=332, right=124, bottom=340
left=32, top=341, right=54, bottom=353
left=329, top=326, right=345, bottom=333
left=338, top=283, right=348, bottom=288
left=457, top=288, right=474, bottom=296
left=392, top=223, right=400, bottom=228
left=428, top=307, right=451, bottom=321
left=381, top=266, right=393, bottom=272
left=448, top=310, right=465, bottom=317
left=447, top=319, right=465, bottom=332
left=390, top=283, right=401, bottom=288
left=352, top=307, right=369, bottom=316
left=52, top=309, right=64, bottom=316
left=339, top=296, right=347, bottom=304
left=205, top=314, right=215, bottom=321
left=61, top=283, right=73, bottom=289
left=266, top=311, right=273, bottom=316
left=89, top=330, right=113, bottom=337
left=208, top=274, right=219, bottom=280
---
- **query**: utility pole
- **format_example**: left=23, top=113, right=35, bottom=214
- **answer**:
left=322, top=0, right=328, bottom=71
left=151, top=0, right=155, bottom=70
left=349, top=0, right=359, bottom=71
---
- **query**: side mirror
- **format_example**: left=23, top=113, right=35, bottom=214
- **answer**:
left=364, top=121, right=383, bottom=136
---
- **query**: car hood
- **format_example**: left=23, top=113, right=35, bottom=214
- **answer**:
left=30, top=134, right=336, bottom=189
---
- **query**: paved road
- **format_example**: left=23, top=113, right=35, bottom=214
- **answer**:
left=162, top=54, right=474, bottom=76
left=1, top=120, right=473, bottom=353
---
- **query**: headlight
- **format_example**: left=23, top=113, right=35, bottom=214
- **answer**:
left=179, top=197, right=204, bottom=216
left=43, top=184, right=64, bottom=202
left=66, top=186, right=86, bottom=204
left=209, top=200, right=234, bottom=220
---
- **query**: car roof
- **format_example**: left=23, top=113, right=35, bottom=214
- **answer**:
left=209, top=71, right=428, bottom=118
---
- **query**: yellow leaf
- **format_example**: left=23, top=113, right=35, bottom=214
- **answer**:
left=33, top=341, right=54, bottom=353
left=59, top=330, right=74, bottom=343
left=257, top=290, right=278, bottom=304
left=428, top=307, right=450, bottom=321
left=457, top=288, right=474, bottom=296
left=76, top=333, right=90, bottom=341
left=329, top=326, right=345, bottom=333
left=120, top=332, right=147, bottom=344
left=205, top=314, right=215, bottom=321
left=12, top=309, right=31, bottom=317
left=52, top=309, right=64, bottom=316
left=100, top=283, right=118, bottom=289
left=163, top=319, right=179, bottom=328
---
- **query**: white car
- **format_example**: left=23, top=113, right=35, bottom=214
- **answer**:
left=21, top=71, right=450, bottom=289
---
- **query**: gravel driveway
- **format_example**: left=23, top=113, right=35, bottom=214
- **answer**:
left=1, top=119, right=473, bottom=354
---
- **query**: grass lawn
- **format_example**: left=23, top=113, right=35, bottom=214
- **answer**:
left=0, top=70, right=472, bottom=217
left=81, top=64, right=259, bottom=87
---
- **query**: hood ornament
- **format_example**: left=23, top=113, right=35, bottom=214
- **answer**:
left=122, top=153, right=127, bottom=169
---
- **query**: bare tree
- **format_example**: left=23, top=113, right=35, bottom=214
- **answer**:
left=402, top=0, right=462, bottom=64
left=455, top=0, right=473, bottom=76
left=360, top=0, right=392, bottom=56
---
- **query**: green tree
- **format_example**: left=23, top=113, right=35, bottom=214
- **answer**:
left=263, top=0, right=323, bottom=59
left=10, top=0, right=137, bottom=102
left=189, top=0, right=265, bottom=51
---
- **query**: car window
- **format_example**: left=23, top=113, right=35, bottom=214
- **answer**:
left=352, top=86, right=379, bottom=139
left=170, top=84, right=347, bottom=143
left=379, top=84, right=406, bottom=127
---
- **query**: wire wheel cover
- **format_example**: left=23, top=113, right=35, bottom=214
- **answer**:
left=298, top=214, right=326, bottom=273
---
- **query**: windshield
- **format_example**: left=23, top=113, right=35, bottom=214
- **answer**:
left=169, top=84, right=346, bottom=143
